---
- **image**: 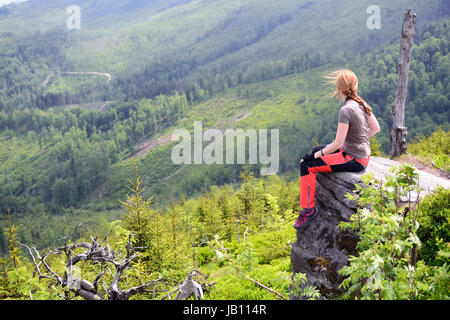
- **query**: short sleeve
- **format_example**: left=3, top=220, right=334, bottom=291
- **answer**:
left=338, top=106, right=351, bottom=124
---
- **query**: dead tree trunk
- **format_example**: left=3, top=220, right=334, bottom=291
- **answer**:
left=390, top=9, right=416, bottom=158
left=18, top=234, right=166, bottom=300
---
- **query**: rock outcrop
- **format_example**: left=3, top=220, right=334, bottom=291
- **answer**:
left=290, top=156, right=450, bottom=299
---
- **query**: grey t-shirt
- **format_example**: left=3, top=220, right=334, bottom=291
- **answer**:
left=338, top=100, right=371, bottom=159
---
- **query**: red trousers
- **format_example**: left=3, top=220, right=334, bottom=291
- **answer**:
left=300, top=146, right=370, bottom=209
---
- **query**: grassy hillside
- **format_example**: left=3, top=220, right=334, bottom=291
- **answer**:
left=95, top=18, right=450, bottom=211
left=0, top=1, right=449, bottom=301
left=100, top=66, right=336, bottom=207
left=1, top=155, right=448, bottom=300
left=0, top=0, right=448, bottom=255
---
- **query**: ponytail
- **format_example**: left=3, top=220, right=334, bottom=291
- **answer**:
left=348, top=92, right=372, bottom=116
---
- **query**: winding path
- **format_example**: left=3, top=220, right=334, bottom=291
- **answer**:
left=42, top=70, right=112, bottom=87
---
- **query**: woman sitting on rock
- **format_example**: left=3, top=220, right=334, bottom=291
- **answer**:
left=294, top=69, right=381, bottom=230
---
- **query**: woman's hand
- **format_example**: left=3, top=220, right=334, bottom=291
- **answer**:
left=301, top=152, right=318, bottom=163
left=300, top=149, right=324, bottom=164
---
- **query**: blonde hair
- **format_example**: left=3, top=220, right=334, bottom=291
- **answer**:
left=325, top=69, right=372, bottom=116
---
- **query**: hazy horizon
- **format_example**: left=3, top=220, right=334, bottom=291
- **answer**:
left=0, top=0, right=27, bottom=7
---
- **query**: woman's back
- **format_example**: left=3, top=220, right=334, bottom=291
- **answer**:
left=338, top=99, right=371, bottom=159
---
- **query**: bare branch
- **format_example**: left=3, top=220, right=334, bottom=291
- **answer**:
left=17, top=233, right=168, bottom=300
left=160, top=285, right=182, bottom=300
left=173, top=269, right=216, bottom=300
left=121, top=278, right=163, bottom=300
left=242, top=274, right=287, bottom=300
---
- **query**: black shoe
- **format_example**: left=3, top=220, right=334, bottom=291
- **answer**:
left=293, top=207, right=319, bottom=230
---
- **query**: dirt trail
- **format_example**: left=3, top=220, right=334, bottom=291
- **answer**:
left=129, top=133, right=173, bottom=160
left=396, top=154, right=449, bottom=179
left=41, top=40, right=112, bottom=87
left=124, top=109, right=253, bottom=192
left=61, top=71, right=112, bottom=82
left=42, top=71, right=112, bottom=87
left=128, top=110, right=252, bottom=160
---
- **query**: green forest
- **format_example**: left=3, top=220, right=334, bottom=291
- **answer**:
left=0, top=0, right=449, bottom=300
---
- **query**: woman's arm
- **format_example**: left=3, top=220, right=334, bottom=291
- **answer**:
left=309, top=122, right=349, bottom=160
left=367, top=113, right=381, bottom=137
left=310, top=113, right=379, bottom=159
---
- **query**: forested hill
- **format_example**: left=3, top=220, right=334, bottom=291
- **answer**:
left=0, top=0, right=449, bottom=253
left=0, top=0, right=448, bottom=110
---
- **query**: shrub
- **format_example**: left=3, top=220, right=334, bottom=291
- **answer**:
left=417, top=186, right=450, bottom=267
left=197, top=246, right=215, bottom=266
left=339, top=163, right=449, bottom=299
left=407, top=127, right=450, bottom=172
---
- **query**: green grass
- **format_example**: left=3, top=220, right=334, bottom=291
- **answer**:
left=0, top=132, right=44, bottom=189
left=405, top=127, right=450, bottom=173
left=199, top=222, right=297, bottom=300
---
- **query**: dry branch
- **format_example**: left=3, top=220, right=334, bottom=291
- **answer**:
left=160, top=269, right=215, bottom=300
left=18, top=233, right=165, bottom=300
left=242, top=274, right=287, bottom=300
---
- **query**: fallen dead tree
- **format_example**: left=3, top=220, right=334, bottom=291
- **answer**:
left=18, top=233, right=168, bottom=300
left=19, top=232, right=218, bottom=300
